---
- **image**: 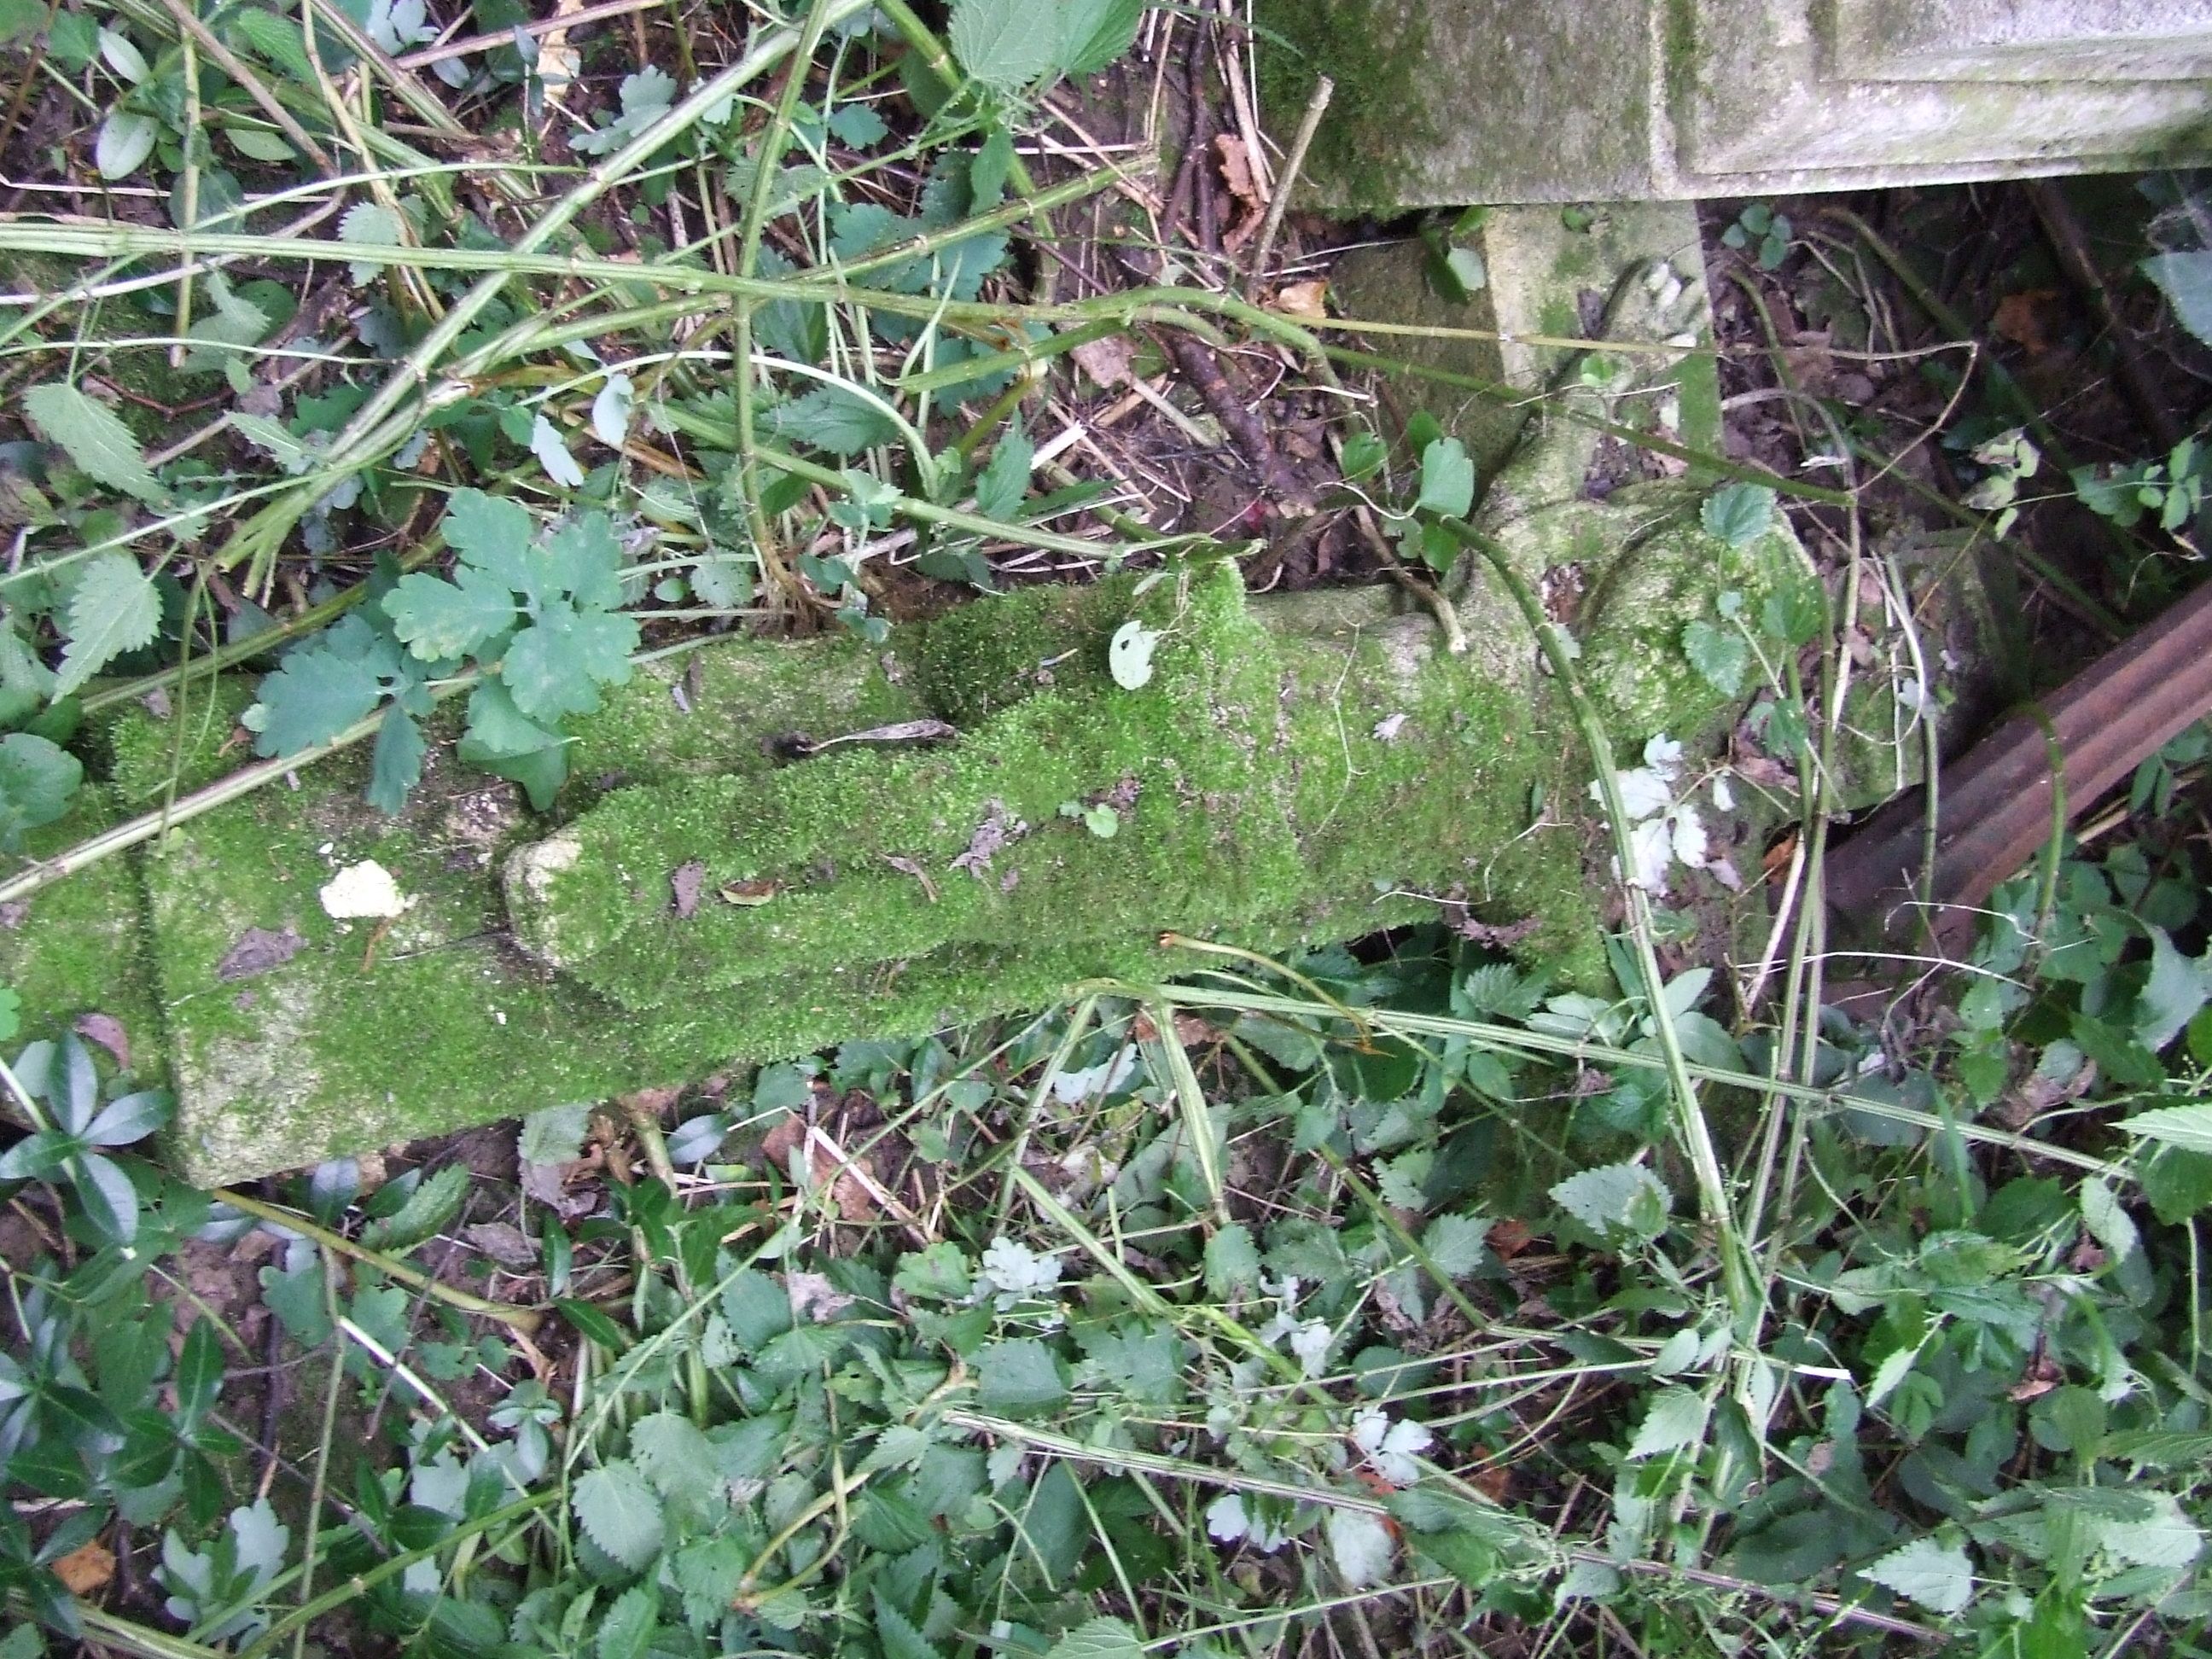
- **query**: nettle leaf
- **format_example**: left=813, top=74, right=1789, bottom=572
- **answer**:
left=1701, top=482, right=1777, bottom=548
left=1045, top=1616, right=1145, bottom=1659
left=0, top=732, right=84, bottom=850
left=948, top=0, right=1062, bottom=90
left=338, top=201, right=405, bottom=286
left=760, top=383, right=902, bottom=457
left=1204, top=1222, right=1262, bottom=1297
left=573, top=1460, right=666, bottom=1569
left=1682, top=618, right=1749, bottom=697
left=974, top=423, right=1033, bottom=521
left=1551, top=1161, right=1672, bottom=1242
left=596, top=1584, right=658, bottom=1659
left=1625, top=1385, right=1709, bottom=1458
left=1858, top=1535, right=1975, bottom=1615
left=2122, top=1104, right=2212, bottom=1156
left=975, top=1336, right=1068, bottom=1414
left=1059, top=0, right=1144, bottom=75
left=55, top=552, right=162, bottom=696
left=25, top=383, right=164, bottom=503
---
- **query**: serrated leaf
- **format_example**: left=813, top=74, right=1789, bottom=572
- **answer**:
left=1422, top=1213, right=1489, bottom=1278
left=1700, top=482, right=1776, bottom=548
left=629, top=1411, right=716, bottom=1503
left=2120, top=1104, right=2212, bottom=1156
left=230, top=412, right=311, bottom=474
left=760, top=383, right=901, bottom=456
left=1108, top=619, right=1159, bottom=690
left=1551, top=1161, right=1671, bottom=1242
left=1858, top=1535, right=1974, bottom=1615
left=596, top=1584, right=658, bottom=1659
left=948, top=0, right=1062, bottom=89
left=248, top=642, right=386, bottom=756
left=25, top=383, right=163, bottom=503
left=339, top=201, right=404, bottom=286
left=973, top=424, right=1033, bottom=521
left=1059, top=0, right=1143, bottom=75
left=1682, top=618, right=1749, bottom=697
left=444, top=489, right=537, bottom=584
left=518, top=1102, right=590, bottom=1167
left=1205, top=1222, right=1262, bottom=1297
left=1045, top=1616, right=1144, bottom=1659
left=95, top=108, right=158, bottom=180
left=539, top=513, right=627, bottom=610
left=573, top=1461, right=665, bottom=1569
left=358, top=1161, right=469, bottom=1251
left=1416, top=437, right=1475, bottom=519
left=975, top=1337, right=1067, bottom=1414
left=828, top=102, right=890, bottom=148
left=2080, top=1176, right=2139, bottom=1264
left=502, top=602, right=639, bottom=723
left=1626, top=1385, right=1709, bottom=1458
left=874, top=1590, right=940, bottom=1659
left=1326, top=1508, right=1395, bottom=1588
left=384, top=567, right=517, bottom=661
left=2098, top=1489, right=2203, bottom=1568
left=0, top=733, right=83, bottom=850
left=532, top=415, right=585, bottom=489
left=55, top=553, right=162, bottom=696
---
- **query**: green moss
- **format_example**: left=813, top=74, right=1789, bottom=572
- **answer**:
left=1250, top=0, right=1437, bottom=213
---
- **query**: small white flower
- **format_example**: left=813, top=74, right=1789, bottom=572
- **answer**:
left=1206, top=1493, right=1249, bottom=1543
left=1710, top=774, right=1735, bottom=812
left=1351, top=1409, right=1434, bottom=1487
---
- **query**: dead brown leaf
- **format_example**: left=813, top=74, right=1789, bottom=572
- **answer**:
left=463, top=1221, right=539, bottom=1267
left=53, top=1538, right=114, bottom=1597
left=216, top=925, right=304, bottom=982
left=73, top=1012, right=130, bottom=1070
left=1070, top=335, right=1137, bottom=391
left=1271, top=279, right=1329, bottom=321
left=1993, top=289, right=2061, bottom=356
left=1487, top=1218, right=1536, bottom=1260
left=1214, top=135, right=1267, bottom=253
left=670, top=860, right=707, bottom=919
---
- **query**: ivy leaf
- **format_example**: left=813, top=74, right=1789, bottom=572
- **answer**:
left=760, top=383, right=901, bottom=457
left=1700, top=482, right=1777, bottom=548
left=1415, top=437, right=1475, bottom=519
left=384, top=566, right=517, bottom=661
left=573, top=1460, right=666, bottom=1569
left=1045, top=1617, right=1144, bottom=1659
left=25, top=383, right=163, bottom=503
left=948, top=0, right=1062, bottom=90
left=1326, top=1508, right=1396, bottom=1588
left=1858, top=1535, right=1975, bottom=1615
left=1681, top=619, right=1749, bottom=697
left=0, top=732, right=83, bottom=850
left=503, top=602, right=640, bottom=723
left=55, top=553, right=162, bottom=696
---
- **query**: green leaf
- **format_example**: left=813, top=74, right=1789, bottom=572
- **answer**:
left=95, top=109, right=158, bottom=181
left=1626, top=1385, right=1709, bottom=1458
left=338, top=201, right=404, bottom=286
left=596, top=1584, right=658, bottom=1659
left=503, top=602, right=640, bottom=723
left=444, top=489, right=538, bottom=583
left=0, top=733, right=82, bottom=850
left=247, top=637, right=385, bottom=756
left=1551, top=1161, right=1671, bottom=1242
left=874, top=1590, right=941, bottom=1659
left=1045, top=1617, right=1144, bottom=1659
left=1204, top=1222, right=1262, bottom=1297
left=1422, top=1213, right=1489, bottom=1278
left=2079, top=1177, right=2138, bottom=1265
left=2143, top=251, right=2212, bottom=349
left=540, top=513, right=628, bottom=610
left=2134, top=926, right=2212, bottom=1051
left=55, top=553, right=162, bottom=696
left=629, top=1411, right=717, bottom=1504
left=975, top=1336, right=1067, bottom=1413
left=368, top=704, right=425, bottom=815
left=384, top=567, right=517, bottom=661
left=1415, top=437, right=1475, bottom=519
left=2120, top=1104, right=2212, bottom=1156
left=573, top=1460, right=666, bottom=1569
left=1858, top=1535, right=1975, bottom=1615
left=1341, top=430, right=1388, bottom=482
left=2098, top=1490, right=2203, bottom=1568
left=358, top=1161, right=469, bottom=1252
left=73, top=1150, right=140, bottom=1242
left=1059, top=0, right=1144, bottom=75
left=760, top=383, right=901, bottom=456
left=518, top=1102, right=590, bottom=1167
left=1682, top=618, right=1749, bottom=697
left=464, top=678, right=562, bottom=759
left=974, top=424, right=1033, bottom=521
left=1700, top=482, right=1777, bottom=548
left=1108, top=619, right=1159, bottom=690
left=24, top=383, right=163, bottom=503
left=949, top=0, right=1062, bottom=89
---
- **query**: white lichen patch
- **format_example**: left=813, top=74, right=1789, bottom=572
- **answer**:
left=319, top=859, right=413, bottom=920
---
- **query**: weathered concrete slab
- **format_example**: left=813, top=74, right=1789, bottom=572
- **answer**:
left=1259, top=0, right=2212, bottom=208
